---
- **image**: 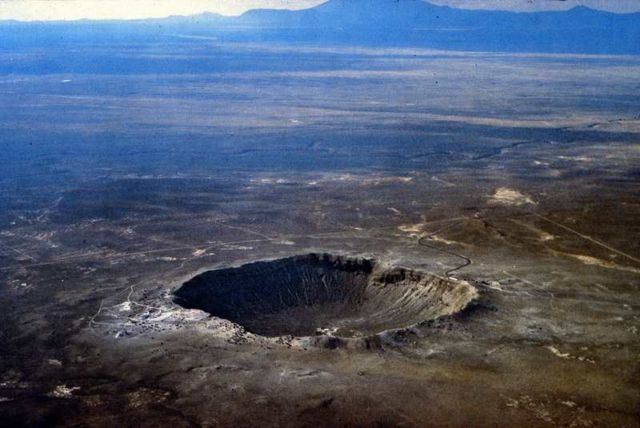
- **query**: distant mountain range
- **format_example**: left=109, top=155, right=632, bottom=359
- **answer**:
left=2, top=0, right=640, bottom=54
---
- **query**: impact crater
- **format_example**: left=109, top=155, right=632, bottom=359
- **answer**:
left=174, top=253, right=477, bottom=339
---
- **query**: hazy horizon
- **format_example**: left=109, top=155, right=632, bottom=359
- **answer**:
left=1, top=0, right=639, bottom=22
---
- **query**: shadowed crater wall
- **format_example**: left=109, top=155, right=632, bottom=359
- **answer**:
left=174, top=253, right=477, bottom=338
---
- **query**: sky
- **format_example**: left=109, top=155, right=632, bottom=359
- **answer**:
left=0, top=0, right=639, bottom=21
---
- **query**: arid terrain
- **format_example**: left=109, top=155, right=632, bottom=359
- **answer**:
left=1, top=42, right=639, bottom=426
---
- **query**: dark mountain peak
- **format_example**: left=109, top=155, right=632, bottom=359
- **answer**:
left=314, top=0, right=438, bottom=14
left=567, top=5, right=597, bottom=13
left=317, top=0, right=434, bottom=8
left=286, top=0, right=447, bottom=27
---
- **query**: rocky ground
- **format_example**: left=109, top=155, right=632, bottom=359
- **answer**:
left=0, top=44, right=639, bottom=426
